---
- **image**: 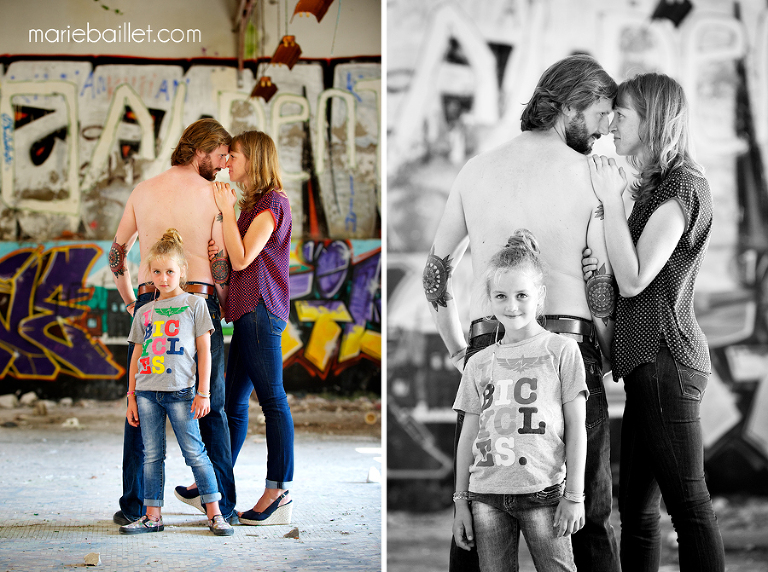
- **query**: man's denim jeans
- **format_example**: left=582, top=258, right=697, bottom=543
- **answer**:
left=119, top=287, right=236, bottom=518
left=469, top=485, right=576, bottom=572
left=619, top=346, right=725, bottom=571
left=225, top=303, right=294, bottom=488
left=136, top=387, right=221, bottom=507
left=449, top=322, right=620, bottom=572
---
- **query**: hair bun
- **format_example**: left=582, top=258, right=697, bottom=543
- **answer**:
left=162, top=228, right=183, bottom=246
left=504, top=228, right=539, bottom=255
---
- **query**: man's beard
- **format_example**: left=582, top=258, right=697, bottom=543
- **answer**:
left=565, top=111, right=599, bottom=155
left=199, top=155, right=216, bottom=181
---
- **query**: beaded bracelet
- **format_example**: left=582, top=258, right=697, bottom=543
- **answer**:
left=452, top=491, right=470, bottom=502
left=126, top=390, right=135, bottom=396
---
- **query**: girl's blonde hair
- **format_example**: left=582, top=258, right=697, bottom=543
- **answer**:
left=484, top=229, right=546, bottom=317
left=145, top=228, right=188, bottom=289
left=230, top=130, right=285, bottom=212
left=617, top=73, right=704, bottom=205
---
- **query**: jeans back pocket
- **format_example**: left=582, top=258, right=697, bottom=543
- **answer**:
left=674, top=362, right=708, bottom=401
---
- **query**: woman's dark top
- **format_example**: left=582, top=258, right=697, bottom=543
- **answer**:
left=612, top=167, right=713, bottom=380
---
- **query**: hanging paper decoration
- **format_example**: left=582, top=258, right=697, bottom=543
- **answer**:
left=251, top=76, right=278, bottom=102
left=271, top=35, right=302, bottom=69
left=292, top=0, right=335, bottom=23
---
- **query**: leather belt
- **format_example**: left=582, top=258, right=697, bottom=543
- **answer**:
left=469, top=315, right=593, bottom=340
left=138, top=282, right=216, bottom=296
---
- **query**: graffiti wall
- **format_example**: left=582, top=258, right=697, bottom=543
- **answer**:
left=0, top=55, right=380, bottom=393
left=0, top=237, right=380, bottom=393
left=387, top=0, right=768, bottom=498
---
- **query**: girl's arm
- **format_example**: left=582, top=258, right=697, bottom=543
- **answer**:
left=588, top=156, right=685, bottom=297
left=453, top=412, right=478, bottom=551
left=555, top=393, right=587, bottom=537
left=191, top=332, right=212, bottom=419
left=213, top=182, right=276, bottom=271
left=126, top=344, right=140, bottom=427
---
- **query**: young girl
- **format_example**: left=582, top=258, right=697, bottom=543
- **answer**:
left=120, top=229, right=233, bottom=537
left=452, top=229, right=588, bottom=571
left=584, top=73, right=725, bottom=570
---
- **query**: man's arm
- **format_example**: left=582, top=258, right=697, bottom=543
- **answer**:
left=424, top=174, right=471, bottom=372
left=585, top=206, right=616, bottom=363
left=210, top=211, right=230, bottom=310
left=110, top=195, right=140, bottom=316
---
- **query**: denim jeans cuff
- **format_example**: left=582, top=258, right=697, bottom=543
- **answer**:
left=265, top=479, right=292, bottom=489
left=144, top=499, right=164, bottom=507
left=200, top=492, right=222, bottom=504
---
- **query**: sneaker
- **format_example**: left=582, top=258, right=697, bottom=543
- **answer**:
left=174, top=485, right=204, bottom=513
left=112, top=510, right=136, bottom=526
left=208, top=514, right=234, bottom=536
left=226, top=512, right=240, bottom=526
left=119, top=515, right=164, bottom=535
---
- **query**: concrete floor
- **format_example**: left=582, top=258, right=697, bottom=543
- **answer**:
left=0, top=417, right=381, bottom=571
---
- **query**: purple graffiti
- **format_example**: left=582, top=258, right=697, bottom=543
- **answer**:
left=0, top=246, right=123, bottom=380
left=343, top=250, right=381, bottom=336
left=315, top=241, right=351, bottom=298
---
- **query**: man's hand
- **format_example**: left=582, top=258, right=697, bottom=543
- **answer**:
left=582, top=248, right=599, bottom=281
left=208, top=239, right=219, bottom=262
left=452, top=503, right=475, bottom=551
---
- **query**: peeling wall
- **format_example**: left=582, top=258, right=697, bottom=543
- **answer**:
left=0, top=54, right=380, bottom=394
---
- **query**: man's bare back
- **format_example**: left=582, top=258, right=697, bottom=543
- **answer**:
left=450, top=130, right=601, bottom=321
left=129, top=167, right=221, bottom=284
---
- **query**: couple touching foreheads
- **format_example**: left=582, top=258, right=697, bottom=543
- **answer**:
left=427, top=55, right=725, bottom=572
left=110, top=119, right=293, bottom=536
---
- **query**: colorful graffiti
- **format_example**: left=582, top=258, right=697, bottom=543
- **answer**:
left=0, top=238, right=381, bottom=386
left=284, top=239, right=381, bottom=379
left=0, top=243, right=123, bottom=381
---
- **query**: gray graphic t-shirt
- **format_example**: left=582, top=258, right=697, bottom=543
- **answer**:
left=453, top=331, right=588, bottom=494
left=128, top=292, right=214, bottom=392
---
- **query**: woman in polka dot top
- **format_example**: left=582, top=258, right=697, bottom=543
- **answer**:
left=584, top=73, right=725, bottom=571
left=212, top=130, right=294, bottom=526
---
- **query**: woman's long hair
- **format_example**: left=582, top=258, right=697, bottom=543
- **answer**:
left=230, top=130, right=285, bottom=212
left=618, top=73, right=704, bottom=205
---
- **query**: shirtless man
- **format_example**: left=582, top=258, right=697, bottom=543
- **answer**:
left=426, top=55, right=620, bottom=571
left=110, top=118, right=238, bottom=525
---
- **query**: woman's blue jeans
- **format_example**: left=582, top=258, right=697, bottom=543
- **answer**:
left=470, top=485, right=576, bottom=572
left=619, top=346, right=725, bottom=572
left=225, top=304, right=294, bottom=489
left=136, top=387, right=221, bottom=507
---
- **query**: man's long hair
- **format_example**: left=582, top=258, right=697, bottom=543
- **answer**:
left=520, top=54, right=617, bottom=132
left=618, top=73, right=704, bottom=206
left=171, top=118, right=232, bottom=166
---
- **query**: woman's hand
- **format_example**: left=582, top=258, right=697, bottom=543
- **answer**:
left=452, top=503, right=475, bottom=551
left=212, top=181, right=237, bottom=212
left=588, top=155, right=627, bottom=204
left=554, top=498, right=585, bottom=538
left=582, top=247, right=599, bottom=281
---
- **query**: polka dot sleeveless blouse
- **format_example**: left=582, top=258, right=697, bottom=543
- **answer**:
left=612, top=168, right=713, bottom=380
left=226, top=190, right=292, bottom=323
